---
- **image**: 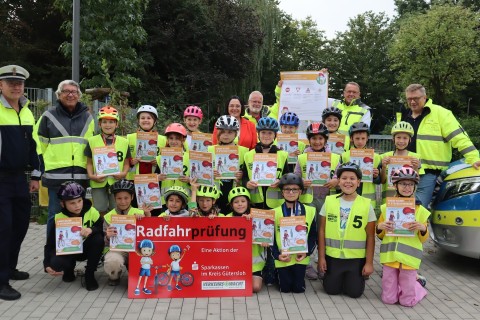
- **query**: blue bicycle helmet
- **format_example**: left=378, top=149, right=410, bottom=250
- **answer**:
left=279, top=112, right=300, bottom=126
left=256, top=117, right=279, bottom=132
left=168, top=244, right=181, bottom=254
left=138, top=239, right=155, bottom=250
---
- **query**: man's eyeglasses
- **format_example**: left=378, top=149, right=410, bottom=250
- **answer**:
left=397, top=182, right=415, bottom=187
left=61, top=90, right=79, bottom=96
left=406, top=96, right=424, bottom=103
left=282, top=188, right=301, bottom=194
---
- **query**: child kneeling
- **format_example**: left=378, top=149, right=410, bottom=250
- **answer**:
left=44, top=181, right=104, bottom=291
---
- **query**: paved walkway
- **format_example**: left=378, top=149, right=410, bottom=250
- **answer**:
left=1, top=223, right=480, bottom=319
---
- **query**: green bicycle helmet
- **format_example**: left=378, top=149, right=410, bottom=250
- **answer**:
left=164, top=186, right=189, bottom=204
left=196, top=185, right=221, bottom=200
left=228, top=187, right=251, bottom=203
left=391, top=121, right=414, bottom=137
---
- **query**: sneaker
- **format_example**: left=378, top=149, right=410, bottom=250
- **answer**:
left=143, top=288, right=152, bottom=294
left=9, top=269, right=29, bottom=281
left=85, top=271, right=99, bottom=291
left=134, top=288, right=140, bottom=295
left=175, top=285, right=182, bottom=290
left=0, top=284, right=21, bottom=300
left=417, top=275, right=427, bottom=287
left=62, top=269, right=76, bottom=283
left=305, top=265, right=318, bottom=280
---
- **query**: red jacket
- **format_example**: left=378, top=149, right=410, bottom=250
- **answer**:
left=212, top=117, right=257, bottom=150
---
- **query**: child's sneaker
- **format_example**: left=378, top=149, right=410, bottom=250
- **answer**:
left=143, top=288, right=152, bottom=294
left=417, top=274, right=427, bottom=287
left=134, top=288, right=140, bottom=295
left=305, top=265, right=318, bottom=280
left=175, top=285, right=182, bottom=290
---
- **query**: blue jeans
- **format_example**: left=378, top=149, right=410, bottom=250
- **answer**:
left=416, top=173, right=438, bottom=209
left=47, top=187, right=62, bottom=236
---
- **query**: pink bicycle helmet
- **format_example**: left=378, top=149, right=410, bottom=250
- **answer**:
left=391, top=167, right=420, bottom=184
left=184, top=105, right=203, bottom=120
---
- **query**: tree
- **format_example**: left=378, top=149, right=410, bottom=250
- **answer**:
left=394, top=0, right=429, bottom=17
left=325, top=12, right=397, bottom=132
left=389, top=5, right=480, bottom=108
left=54, top=0, right=148, bottom=92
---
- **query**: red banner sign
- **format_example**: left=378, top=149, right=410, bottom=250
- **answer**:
left=128, top=217, right=252, bottom=298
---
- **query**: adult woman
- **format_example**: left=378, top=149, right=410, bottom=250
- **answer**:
left=212, top=96, right=257, bottom=150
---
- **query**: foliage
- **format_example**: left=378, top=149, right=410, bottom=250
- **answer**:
left=325, top=11, right=398, bottom=132
left=0, top=0, right=69, bottom=88
left=394, top=0, right=429, bottom=17
left=389, top=5, right=480, bottom=108
left=54, top=0, right=148, bottom=91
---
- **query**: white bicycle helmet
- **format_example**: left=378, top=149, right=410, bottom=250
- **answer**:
left=137, top=105, right=158, bottom=119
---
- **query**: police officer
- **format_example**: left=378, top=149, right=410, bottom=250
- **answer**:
left=0, top=65, right=40, bottom=300
left=35, top=80, right=95, bottom=236
left=401, top=83, right=480, bottom=208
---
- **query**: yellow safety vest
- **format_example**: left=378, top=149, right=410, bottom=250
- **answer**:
left=104, top=207, right=144, bottom=224
left=410, top=99, right=479, bottom=170
left=88, top=134, right=129, bottom=188
left=379, top=151, right=425, bottom=203
left=379, top=203, right=430, bottom=269
left=297, top=152, right=340, bottom=203
left=244, top=149, right=288, bottom=208
left=156, top=151, right=191, bottom=205
left=332, top=99, right=369, bottom=135
left=273, top=205, right=316, bottom=268
left=324, top=194, right=371, bottom=259
left=341, top=149, right=381, bottom=208
left=126, top=132, right=167, bottom=180
left=55, top=207, right=101, bottom=228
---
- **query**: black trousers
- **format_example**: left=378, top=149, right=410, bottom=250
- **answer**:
left=323, top=255, right=366, bottom=298
left=50, top=232, right=104, bottom=273
left=277, top=264, right=307, bottom=293
left=0, top=175, right=31, bottom=285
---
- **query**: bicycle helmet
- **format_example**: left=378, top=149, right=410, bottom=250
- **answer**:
left=98, top=106, right=119, bottom=121
left=165, top=123, right=187, bottom=137
left=184, top=105, right=203, bottom=120
left=197, top=185, right=221, bottom=200
left=391, top=167, right=420, bottom=184
left=110, top=179, right=135, bottom=195
left=137, top=105, right=158, bottom=119
left=279, top=112, right=300, bottom=126
left=321, top=107, right=343, bottom=121
left=348, top=122, right=370, bottom=137
left=391, top=121, right=414, bottom=137
left=336, top=162, right=362, bottom=180
left=163, top=186, right=189, bottom=204
left=215, top=115, right=240, bottom=131
left=306, top=122, right=329, bottom=139
left=57, top=181, right=86, bottom=200
left=228, top=187, right=251, bottom=203
left=256, top=117, right=279, bottom=132
left=278, top=173, right=304, bottom=190
left=138, top=239, right=155, bottom=249
left=168, top=244, right=181, bottom=254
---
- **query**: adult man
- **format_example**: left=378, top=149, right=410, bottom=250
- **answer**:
left=0, top=65, right=40, bottom=300
left=401, top=83, right=480, bottom=207
left=330, top=82, right=371, bottom=135
left=35, top=80, right=95, bottom=236
left=244, top=84, right=281, bottom=125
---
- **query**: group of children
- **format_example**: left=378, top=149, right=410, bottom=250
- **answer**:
left=42, top=103, right=430, bottom=307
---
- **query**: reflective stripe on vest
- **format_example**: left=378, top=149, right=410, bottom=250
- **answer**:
left=43, top=172, right=89, bottom=180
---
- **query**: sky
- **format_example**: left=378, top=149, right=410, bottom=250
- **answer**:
left=277, top=0, right=397, bottom=39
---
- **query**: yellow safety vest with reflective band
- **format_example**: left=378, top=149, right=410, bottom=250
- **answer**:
left=55, top=207, right=100, bottom=228
left=104, top=207, right=144, bottom=224
left=297, top=152, right=340, bottom=203
left=126, top=132, right=167, bottom=180
left=273, top=205, right=315, bottom=268
left=410, top=100, right=480, bottom=170
left=379, top=203, right=430, bottom=269
left=244, top=149, right=288, bottom=208
left=156, top=151, right=191, bottom=205
left=88, top=134, right=129, bottom=188
left=223, top=213, right=266, bottom=273
left=341, top=149, right=381, bottom=208
left=324, top=195, right=370, bottom=259
left=332, top=99, right=369, bottom=135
